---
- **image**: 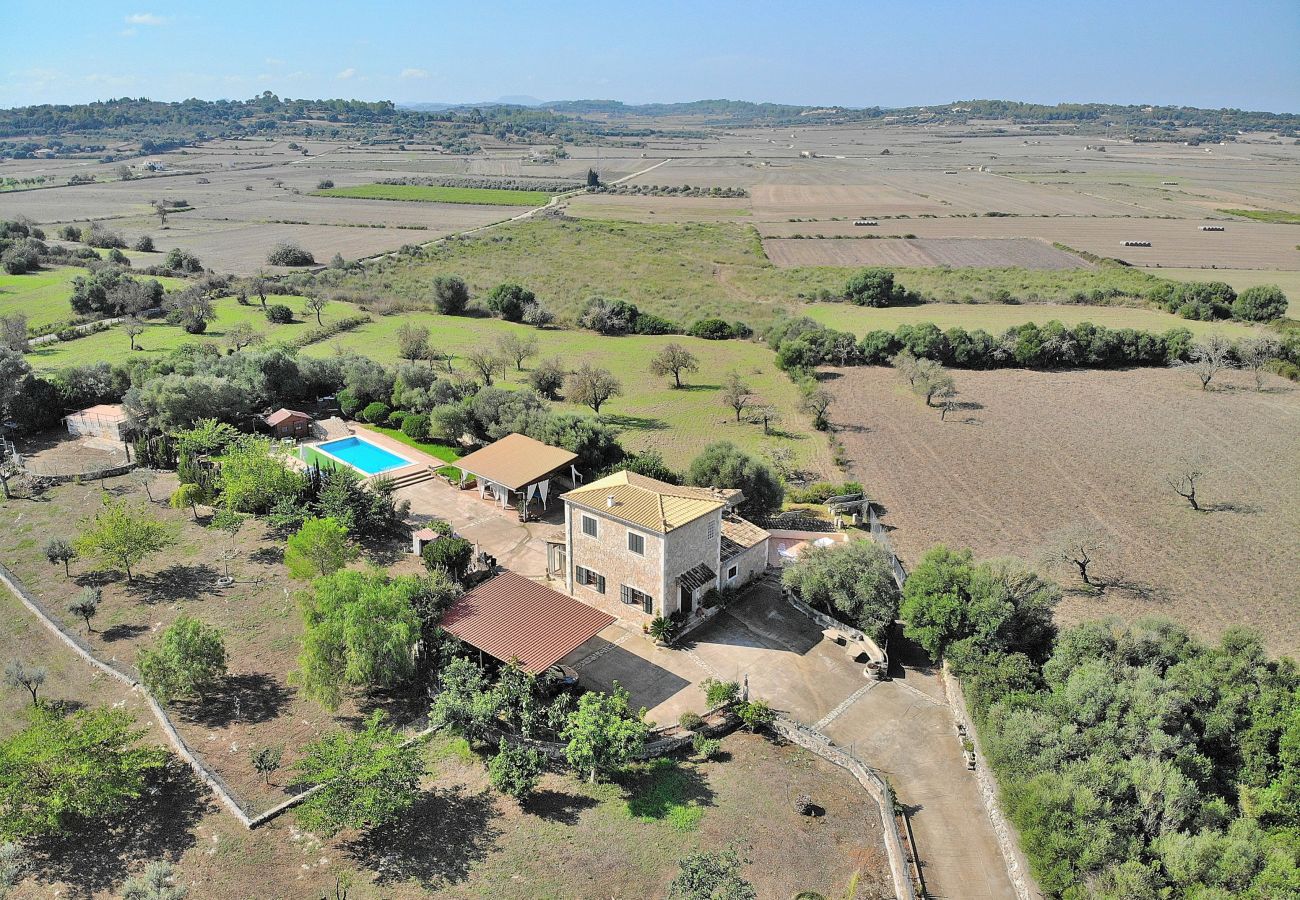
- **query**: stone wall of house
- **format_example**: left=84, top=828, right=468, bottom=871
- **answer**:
left=722, top=539, right=768, bottom=591
left=661, top=511, right=723, bottom=616
left=566, top=502, right=665, bottom=612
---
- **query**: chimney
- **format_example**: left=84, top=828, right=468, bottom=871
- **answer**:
left=607, top=494, right=616, bottom=508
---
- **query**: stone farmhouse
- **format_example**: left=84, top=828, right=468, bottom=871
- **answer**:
left=558, top=471, right=769, bottom=620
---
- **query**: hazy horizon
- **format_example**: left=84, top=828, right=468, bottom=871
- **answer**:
left=5, top=0, right=1298, bottom=113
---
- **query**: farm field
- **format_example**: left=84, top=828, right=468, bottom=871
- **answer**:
left=825, top=366, right=1300, bottom=656
left=299, top=311, right=834, bottom=477
left=315, top=183, right=555, bottom=206
left=804, top=300, right=1264, bottom=339
left=564, top=192, right=753, bottom=222
left=26, top=293, right=312, bottom=369
left=1157, top=267, right=1300, bottom=314
left=763, top=236, right=1089, bottom=269
left=0, top=265, right=188, bottom=330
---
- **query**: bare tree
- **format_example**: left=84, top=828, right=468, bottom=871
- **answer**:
left=1236, top=336, right=1281, bottom=391
left=252, top=272, right=269, bottom=308
left=123, top=317, right=146, bottom=351
left=648, top=343, right=699, bottom=388
left=304, top=294, right=329, bottom=326
left=720, top=371, right=754, bottom=422
left=1166, top=457, right=1206, bottom=511
left=1184, top=333, right=1234, bottom=390
left=1046, top=524, right=1110, bottom=588
left=152, top=199, right=168, bottom=226
left=754, top=402, right=780, bottom=435
left=223, top=321, right=264, bottom=353
left=912, top=358, right=956, bottom=407
left=396, top=323, right=431, bottom=364
left=564, top=364, right=623, bottom=415
left=497, top=332, right=540, bottom=371
left=132, top=467, right=157, bottom=502
left=5, top=659, right=47, bottom=705
left=464, top=348, right=505, bottom=386
left=762, top=445, right=797, bottom=481
left=800, top=385, right=833, bottom=430
left=891, top=349, right=920, bottom=386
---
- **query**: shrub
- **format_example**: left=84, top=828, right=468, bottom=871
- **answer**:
left=648, top=616, right=678, bottom=643
left=735, top=699, right=774, bottom=732
left=487, top=739, right=546, bottom=801
left=687, top=317, right=735, bottom=340
left=1232, top=284, right=1288, bottom=322
left=316, top=179, right=335, bottom=190
left=361, top=401, right=391, bottom=424
left=845, top=267, right=897, bottom=306
left=58, top=224, right=81, bottom=241
left=1, top=252, right=27, bottom=275
left=182, top=317, right=207, bottom=334
left=485, top=282, right=534, bottom=322
left=386, top=410, right=407, bottom=428
left=678, top=711, right=704, bottom=731
left=421, top=535, right=473, bottom=583
left=133, top=235, right=155, bottom=252
left=267, top=242, right=315, bottom=266
left=137, top=614, right=228, bottom=703
left=400, top=412, right=430, bottom=440
left=692, top=734, right=722, bottom=759
left=264, top=304, right=293, bottom=324
left=163, top=247, right=202, bottom=272
left=431, top=274, right=470, bottom=314
left=699, top=678, right=740, bottom=708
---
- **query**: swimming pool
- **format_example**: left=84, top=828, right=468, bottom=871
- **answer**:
left=306, top=436, right=412, bottom=476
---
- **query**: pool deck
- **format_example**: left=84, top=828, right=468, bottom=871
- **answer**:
left=344, top=426, right=440, bottom=484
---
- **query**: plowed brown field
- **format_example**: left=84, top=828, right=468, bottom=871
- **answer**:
left=764, top=236, right=1088, bottom=269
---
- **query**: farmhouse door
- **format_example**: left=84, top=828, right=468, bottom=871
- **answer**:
left=679, top=584, right=693, bottom=615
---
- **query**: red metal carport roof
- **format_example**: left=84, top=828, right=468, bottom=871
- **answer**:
left=441, top=571, right=615, bottom=674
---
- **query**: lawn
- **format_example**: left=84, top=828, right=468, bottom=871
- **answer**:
left=316, top=183, right=554, bottom=206
left=804, top=299, right=1264, bottom=339
left=0, top=265, right=186, bottom=331
left=25, top=294, right=312, bottom=370
left=299, top=313, right=835, bottom=477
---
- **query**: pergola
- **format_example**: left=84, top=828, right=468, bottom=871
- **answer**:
left=455, top=433, right=578, bottom=516
left=441, top=571, right=614, bottom=673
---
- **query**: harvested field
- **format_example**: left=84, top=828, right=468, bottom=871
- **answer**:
left=564, top=193, right=753, bottom=222
left=826, top=366, right=1300, bottom=656
left=764, top=236, right=1088, bottom=269
left=315, top=183, right=554, bottom=206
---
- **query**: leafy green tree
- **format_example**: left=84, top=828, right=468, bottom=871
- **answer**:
left=168, top=483, right=208, bottom=521
left=66, top=587, right=101, bottom=633
left=780, top=539, right=899, bottom=642
left=564, top=363, right=622, bottom=415
left=217, top=438, right=305, bottom=513
left=902, top=548, right=1059, bottom=665
left=488, top=739, right=546, bottom=801
left=431, top=274, right=470, bottom=315
left=137, top=614, right=228, bottom=703
left=686, top=442, right=784, bottom=520
left=562, top=684, right=649, bottom=783
left=429, top=657, right=497, bottom=745
left=0, top=705, right=166, bottom=840
left=421, top=536, right=474, bottom=584
left=75, top=495, right=178, bottom=581
left=295, top=570, right=423, bottom=709
left=649, top=343, right=699, bottom=388
left=285, top=517, right=354, bottom=580
left=844, top=267, right=897, bottom=307
left=667, top=846, right=757, bottom=900
left=293, top=711, right=424, bottom=836
left=43, top=538, right=77, bottom=576
left=120, top=860, right=188, bottom=900
left=3, top=660, right=46, bottom=706
left=736, top=699, right=774, bottom=732
left=250, top=745, right=283, bottom=785
left=700, top=678, right=740, bottom=708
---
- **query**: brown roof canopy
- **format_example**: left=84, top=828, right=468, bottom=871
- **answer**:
left=441, top=571, right=614, bottom=674
left=455, top=433, right=578, bottom=492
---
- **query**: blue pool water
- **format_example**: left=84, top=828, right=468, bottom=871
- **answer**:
left=313, top=437, right=410, bottom=475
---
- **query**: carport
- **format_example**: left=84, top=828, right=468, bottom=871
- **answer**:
left=441, top=570, right=615, bottom=673
left=454, top=433, right=578, bottom=519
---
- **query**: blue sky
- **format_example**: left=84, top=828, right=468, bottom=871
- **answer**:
left=4, top=1, right=1298, bottom=111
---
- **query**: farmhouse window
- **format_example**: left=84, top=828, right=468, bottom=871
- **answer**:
left=728, top=565, right=738, bottom=579
left=581, top=515, right=598, bottom=538
left=575, top=566, right=606, bottom=594
left=620, top=584, right=653, bottom=613
left=627, top=532, right=645, bottom=555
left=707, top=520, right=716, bottom=541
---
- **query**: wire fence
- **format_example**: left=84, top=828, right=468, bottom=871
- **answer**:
left=869, top=504, right=908, bottom=590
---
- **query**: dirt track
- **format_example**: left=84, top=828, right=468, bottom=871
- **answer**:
left=827, top=366, right=1300, bottom=657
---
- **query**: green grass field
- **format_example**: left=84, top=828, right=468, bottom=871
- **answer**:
left=26, top=294, right=311, bottom=369
left=328, top=217, right=1200, bottom=328
left=1218, top=208, right=1300, bottom=225
left=0, top=265, right=186, bottom=330
left=804, top=301, right=1263, bottom=339
left=315, top=183, right=554, bottom=206
left=298, top=312, right=833, bottom=476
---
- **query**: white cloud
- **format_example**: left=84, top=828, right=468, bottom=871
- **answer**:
left=119, top=27, right=138, bottom=37
left=400, top=68, right=429, bottom=80
left=336, top=67, right=357, bottom=80
left=265, top=57, right=286, bottom=66
left=125, top=12, right=167, bottom=26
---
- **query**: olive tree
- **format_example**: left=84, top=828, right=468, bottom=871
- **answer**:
left=649, top=343, right=699, bottom=388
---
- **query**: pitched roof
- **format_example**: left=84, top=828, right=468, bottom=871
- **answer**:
left=455, top=433, right=578, bottom=492
left=441, top=571, right=615, bottom=674
left=721, top=516, right=770, bottom=561
left=562, top=470, right=730, bottom=533
left=265, top=408, right=310, bottom=426
left=678, top=562, right=717, bottom=593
